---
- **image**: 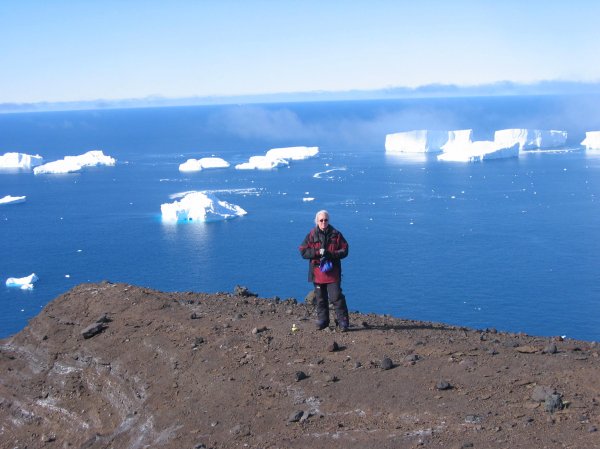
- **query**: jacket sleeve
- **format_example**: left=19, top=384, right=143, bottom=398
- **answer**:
left=299, top=232, right=317, bottom=260
left=330, top=232, right=349, bottom=260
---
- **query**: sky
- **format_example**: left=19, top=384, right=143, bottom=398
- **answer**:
left=1, top=0, right=600, bottom=104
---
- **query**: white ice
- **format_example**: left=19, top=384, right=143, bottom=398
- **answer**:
left=179, top=157, right=230, bottom=172
left=34, top=150, right=116, bottom=174
left=385, top=130, right=452, bottom=153
left=440, top=130, right=474, bottom=152
left=494, top=129, right=567, bottom=150
left=6, top=273, right=39, bottom=290
left=265, top=146, right=319, bottom=160
left=302, top=197, right=315, bottom=202
left=0, top=152, right=44, bottom=169
left=581, top=131, right=600, bottom=150
left=438, top=141, right=519, bottom=162
left=0, top=195, right=26, bottom=205
left=235, top=155, right=289, bottom=170
left=161, top=191, right=247, bottom=222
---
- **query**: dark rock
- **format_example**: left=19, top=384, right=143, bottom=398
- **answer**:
left=404, top=354, right=419, bottom=362
left=295, top=371, right=307, bottom=382
left=543, top=343, right=558, bottom=354
left=436, top=380, right=452, bottom=390
left=194, top=337, right=205, bottom=346
left=589, top=425, right=598, bottom=433
left=464, top=414, right=483, bottom=424
left=81, top=322, right=106, bottom=339
left=288, top=410, right=304, bottom=422
left=95, top=313, right=111, bottom=323
left=190, top=312, right=200, bottom=319
left=234, top=285, right=258, bottom=297
left=545, top=394, right=564, bottom=413
left=381, top=357, right=394, bottom=370
left=461, top=443, right=474, bottom=449
left=327, top=341, right=339, bottom=352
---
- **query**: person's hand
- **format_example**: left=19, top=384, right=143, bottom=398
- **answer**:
left=319, top=248, right=325, bottom=256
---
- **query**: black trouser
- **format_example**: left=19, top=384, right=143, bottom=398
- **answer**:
left=314, top=282, right=349, bottom=326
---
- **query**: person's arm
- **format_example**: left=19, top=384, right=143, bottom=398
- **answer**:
left=329, top=233, right=348, bottom=259
left=299, top=232, right=318, bottom=260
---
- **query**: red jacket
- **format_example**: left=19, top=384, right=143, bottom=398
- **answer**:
left=299, top=225, right=349, bottom=283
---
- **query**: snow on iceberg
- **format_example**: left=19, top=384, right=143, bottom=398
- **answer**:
left=161, top=191, right=247, bottom=222
left=494, top=129, right=567, bottom=150
left=0, top=195, right=26, bottom=205
left=265, top=146, right=319, bottom=160
left=440, top=130, right=473, bottom=152
left=438, top=141, right=519, bottom=162
left=6, top=273, right=39, bottom=290
left=385, top=130, right=451, bottom=153
left=0, top=152, right=44, bottom=169
left=179, top=157, right=230, bottom=172
left=235, top=155, right=289, bottom=170
left=34, top=150, right=116, bottom=174
left=581, top=131, right=600, bottom=150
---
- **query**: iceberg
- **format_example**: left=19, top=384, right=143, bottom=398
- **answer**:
left=385, top=130, right=451, bottom=153
left=581, top=131, right=600, bottom=150
left=235, top=155, right=289, bottom=170
left=34, top=150, right=116, bottom=174
left=494, top=129, right=567, bottom=150
left=6, top=273, right=39, bottom=290
left=440, top=129, right=474, bottom=152
left=265, top=146, right=319, bottom=160
left=438, top=141, right=519, bottom=162
left=161, top=191, right=247, bottom=222
left=0, top=152, right=44, bottom=169
left=179, top=157, right=230, bottom=172
left=0, top=195, right=26, bottom=205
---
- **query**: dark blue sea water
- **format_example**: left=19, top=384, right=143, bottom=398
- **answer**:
left=2, top=96, right=600, bottom=341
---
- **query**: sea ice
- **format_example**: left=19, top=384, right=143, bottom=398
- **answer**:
left=0, top=152, right=44, bottom=169
left=179, top=157, right=230, bottom=172
left=6, top=273, right=39, bottom=290
left=581, top=131, right=600, bottom=150
left=0, top=195, right=26, bottom=205
left=34, top=150, right=116, bottom=174
left=265, top=146, right=319, bottom=160
left=438, top=141, right=519, bottom=162
left=161, top=191, right=247, bottom=222
left=385, top=130, right=452, bottom=153
left=235, top=155, right=289, bottom=170
left=494, top=129, right=567, bottom=150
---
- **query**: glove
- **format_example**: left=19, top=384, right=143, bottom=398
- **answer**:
left=319, top=248, right=325, bottom=256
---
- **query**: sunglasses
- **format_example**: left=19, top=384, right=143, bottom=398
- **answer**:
left=319, top=219, right=329, bottom=222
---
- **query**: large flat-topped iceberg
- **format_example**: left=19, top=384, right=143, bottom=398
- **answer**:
left=34, top=150, right=116, bottom=174
left=161, top=191, right=247, bottom=222
left=235, top=155, right=289, bottom=170
left=385, top=130, right=468, bottom=153
left=179, top=157, right=230, bottom=172
left=265, top=146, right=319, bottom=160
left=581, top=131, right=600, bottom=150
left=494, top=129, right=567, bottom=150
left=0, top=195, right=26, bottom=205
left=6, top=273, right=38, bottom=290
left=0, top=152, right=44, bottom=169
left=438, top=141, right=519, bottom=162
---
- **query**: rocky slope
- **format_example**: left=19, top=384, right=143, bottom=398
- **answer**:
left=1, top=282, right=599, bottom=449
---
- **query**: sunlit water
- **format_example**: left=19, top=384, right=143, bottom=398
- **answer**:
left=1, top=96, right=600, bottom=340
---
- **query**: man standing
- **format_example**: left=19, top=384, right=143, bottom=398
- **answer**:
left=299, top=210, right=350, bottom=331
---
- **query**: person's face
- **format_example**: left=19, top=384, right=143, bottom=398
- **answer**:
left=317, top=214, right=329, bottom=231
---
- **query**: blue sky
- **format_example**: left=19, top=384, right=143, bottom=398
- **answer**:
left=1, top=0, right=600, bottom=103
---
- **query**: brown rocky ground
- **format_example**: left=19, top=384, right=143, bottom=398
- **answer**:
left=1, top=282, right=599, bottom=449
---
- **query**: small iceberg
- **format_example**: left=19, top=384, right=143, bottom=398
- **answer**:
left=235, top=155, right=289, bottom=170
left=235, top=146, right=319, bottom=170
left=179, top=157, right=230, bottom=172
left=581, top=131, right=600, bottom=150
left=494, top=129, right=567, bottom=150
left=0, top=152, right=44, bottom=169
left=0, top=195, right=26, bottom=205
left=34, top=150, right=116, bottom=174
left=161, top=191, right=247, bottom=222
left=6, top=273, right=39, bottom=290
left=438, top=141, right=519, bottom=162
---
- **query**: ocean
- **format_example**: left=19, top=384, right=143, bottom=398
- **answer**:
left=1, top=95, right=600, bottom=341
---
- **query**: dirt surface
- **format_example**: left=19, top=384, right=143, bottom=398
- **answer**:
left=1, top=282, right=599, bottom=449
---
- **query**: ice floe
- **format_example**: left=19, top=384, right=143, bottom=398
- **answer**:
left=0, top=152, right=44, bottom=169
left=33, top=150, right=116, bottom=174
left=6, top=273, right=38, bottom=290
left=0, top=195, right=26, bottom=205
left=581, top=131, right=600, bottom=150
left=179, top=157, right=230, bottom=172
left=161, top=191, right=247, bottom=222
left=236, top=146, right=319, bottom=170
left=494, top=129, right=567, bottom=150
left=438, top=141, right=519, bottom=162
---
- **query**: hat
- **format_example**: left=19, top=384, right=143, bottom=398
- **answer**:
left=319, top=258, right=333, bottom=273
